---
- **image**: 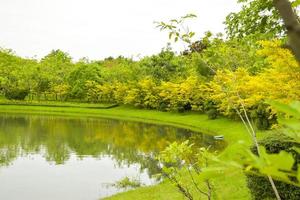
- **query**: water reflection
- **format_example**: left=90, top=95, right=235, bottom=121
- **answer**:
left=0, top=113, right=226, bottom=199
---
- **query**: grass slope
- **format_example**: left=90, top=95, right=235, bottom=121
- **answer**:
left=107, top=172, right=250, bottom=200
left=0, top=104, right=253, bottom=144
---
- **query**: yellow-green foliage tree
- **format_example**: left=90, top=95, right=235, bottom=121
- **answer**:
left=158, top=76, right=207, bottom=112
left=85, top=80, right=99, bottom=102
left=85, top=81, right=115, bottom=103
left=208, top=39, right=300, bottom=129
left=96, top=83, right=115, bottom=103
left=112, top=81, right=129, bottom=104
left=210, top=40, right=300, bottom=114
left=209, top=68, right=264, bottom=116
left=124, top=77, right=159, bottom=109
left=51, top=84, right=70, bottom=101
left=257, top=40, right=300, bottom=102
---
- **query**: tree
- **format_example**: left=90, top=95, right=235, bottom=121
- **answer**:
left=67, top=61, right=102, bottom=99
left=225, top=0, right=285, bottom=38
left=140, top=49, right=186, bottom=81
left=0, top=48, right=37, bottom=100
left=34, top=50, right=73, bottom=99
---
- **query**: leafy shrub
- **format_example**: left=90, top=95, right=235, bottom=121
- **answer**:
left=246, top=133, right=300, bottom=200
left=207, top=108, right=218, bottom=120
left=123, top=78, right=159, bottom=109
left=140, top=49, right=185, bottom=81
left=4, top=88, right=29, bottom=100
left=204, top=101, right=218, bottom=119
left=250, top=103, right=277, bottom=130
left=183, top=102, right=192, bottom=111
left=158, top=101, right=169, bottom=111
left=158, top=141, right=214, bottom=200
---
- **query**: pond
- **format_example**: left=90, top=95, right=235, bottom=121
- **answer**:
left=0, top=113, right=226, bottom=200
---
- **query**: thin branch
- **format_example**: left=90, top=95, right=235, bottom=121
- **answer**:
left=235, top=94, right=281, bottom=200
left=186, top=166, right=209, bottom=197
left=217, top=73, right=282, bottom=200
left=165, top=173, right=194, bottom=200
left=205, top=180, right=212, bottom=200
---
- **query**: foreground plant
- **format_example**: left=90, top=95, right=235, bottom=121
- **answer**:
left=159, top=100, right=300, bottom=199
left=158, top=141, right=214, bottom=200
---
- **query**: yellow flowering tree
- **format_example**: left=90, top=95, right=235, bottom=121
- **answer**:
left=257, top=40, right=300, bottom=103
left=51, top=84, right=70, bottom=101
left=209, top=68, right=264, bottom=116
left=124, top=78, right=159, bottom=109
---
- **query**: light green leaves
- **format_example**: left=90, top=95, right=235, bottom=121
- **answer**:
left=159, top=140, right=194, bottom=165
left=268, top=100, right=300, bottom=143
left=254, top=147, right=295, bottom=181
left=155, top=13, right=197, bottom=45
left=181, top=13, right=197, bottom=19
left=268, top=100, right=300, bottom=119
left=225, top=0, right=284, bottom=38
left=292, top=0, right=300, bottom=7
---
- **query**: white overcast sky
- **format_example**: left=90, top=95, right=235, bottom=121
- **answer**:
left=0, top=0, right=240, bottom=60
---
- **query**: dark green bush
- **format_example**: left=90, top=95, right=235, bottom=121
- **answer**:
left=250, top=103, right=277, bottom=130
left=158, top=102, right=169, bottom=112
left=207, top=108, right=218, bottom=120
left=204, top=100, right=219, bottom=119
left=183, top=102, right=192, bottom=112
left=176, top=104, right=185, bottom=113
left=246, top=133, right=300, bottom=200
left=4, top=88, right=29, bottom=100
left=174, top=102, right=192, bottom=113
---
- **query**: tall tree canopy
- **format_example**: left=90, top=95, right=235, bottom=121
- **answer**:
left=225, top=0, right=291, bottom=38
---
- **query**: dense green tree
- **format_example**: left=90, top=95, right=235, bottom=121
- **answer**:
left=67, top=60, right=102, bottom=99
left=0, top=48, right=37, bottom=100
left=34, top=50, right=73, bottom=99
left=139, top=49, right=187, bottom=82
left=225, top=0, right=285, bottom=38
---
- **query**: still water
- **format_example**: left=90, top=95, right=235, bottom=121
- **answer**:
left=0, top=113, right=225, bottom=200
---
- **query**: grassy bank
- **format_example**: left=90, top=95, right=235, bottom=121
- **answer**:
left=0, top=99, right=117, bottom=108
left=0, top=103, right=255, bottom=144
left=0, top=102, right=260, bottom=199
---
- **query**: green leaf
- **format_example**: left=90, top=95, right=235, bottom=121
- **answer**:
left=170, top=19, right=178, bottom=23
left=267, top=100, right=300, bottom=119
left=292, top=147, right=300, bottom=154
left=189, top=32, right=195, bottom=38
left=257, top=147, right=295, bottom=180
left=182, top=13, right=197, bottom=19
left=292, top=0, right=300, bottom=7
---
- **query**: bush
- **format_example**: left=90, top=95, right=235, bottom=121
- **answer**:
left=207, top=108, right=218, bottom=120
left=246, top=133, right=300, bottom=200
left=250, top=103, right=277, bottom=130
left=204, top=101, right=218, bottom=119
left=4, top=88, right=29, bottom=100
left=158, top=102, right=169, bottom=111
left=176, top=102, right=192, bottom=113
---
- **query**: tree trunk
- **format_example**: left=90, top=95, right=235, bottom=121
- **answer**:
left=273, top=0, right=300, bottom=62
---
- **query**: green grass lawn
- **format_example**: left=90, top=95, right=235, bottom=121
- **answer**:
left=0, top=99, right=117, bottom=108
left=106, top=164, right=250, bottom=200
left=0, top=103, right=255, bottom=145
left=0, top=102, right=262, bottom=199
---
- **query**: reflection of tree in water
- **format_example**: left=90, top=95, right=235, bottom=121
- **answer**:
left=0, top=114, right=226, bottom=177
